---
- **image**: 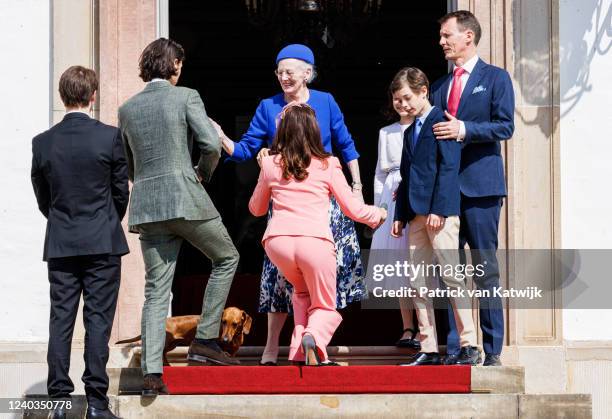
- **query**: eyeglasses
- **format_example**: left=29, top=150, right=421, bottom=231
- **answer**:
left=274, top=69, right=298, bottom=78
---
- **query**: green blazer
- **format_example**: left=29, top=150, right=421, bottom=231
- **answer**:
left=118, top=80, right=220, bottom=230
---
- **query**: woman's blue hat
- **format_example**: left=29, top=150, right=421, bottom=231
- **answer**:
left=276, top=44, right=315, bottom=65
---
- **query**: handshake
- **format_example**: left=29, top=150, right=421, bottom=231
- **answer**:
left=375, top=203, right=389, bottom=230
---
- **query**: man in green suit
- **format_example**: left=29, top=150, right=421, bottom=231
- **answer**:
left=119, top=38, right=240, bottom=396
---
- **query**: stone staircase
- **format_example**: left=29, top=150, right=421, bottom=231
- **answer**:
left=24, top=346, right=592, bottom=418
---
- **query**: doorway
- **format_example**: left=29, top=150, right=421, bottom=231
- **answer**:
left=168, top=0, right=448, bottom=346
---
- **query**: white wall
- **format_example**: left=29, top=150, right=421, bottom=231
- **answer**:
left=0, top=0, right=51, bottom=342
left=559, top=0, right=612, bottom=340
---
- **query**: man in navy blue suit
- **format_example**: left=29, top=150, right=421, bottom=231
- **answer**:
left=391, top=68, right=480, bottom=367
left=430, top=10, right=515, bottom=366
left=31, top=66, right=127, bottom=419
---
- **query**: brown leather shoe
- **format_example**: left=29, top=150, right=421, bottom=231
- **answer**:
left=142, top=374, right=169, bottom=397
left=187, top=341, right=240, bottom=366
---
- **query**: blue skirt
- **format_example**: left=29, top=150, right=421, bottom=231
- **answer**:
left=258, top=196, right=366, bottom=313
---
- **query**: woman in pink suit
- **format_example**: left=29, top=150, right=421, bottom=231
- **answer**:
left=249, top=104, right=386, bottom=365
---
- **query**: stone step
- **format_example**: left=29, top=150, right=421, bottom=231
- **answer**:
left=124, top=345, right=516, bottom=367
left=110, top=393, right=591, bottom=419
left=108, top=365, right=526, bottom=395
left=22, top=393, right=593, bottom=419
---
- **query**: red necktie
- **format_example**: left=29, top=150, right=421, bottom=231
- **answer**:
left=447, top=67, right=466, bottom=117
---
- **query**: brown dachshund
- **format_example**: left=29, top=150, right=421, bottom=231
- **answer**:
left=115, top=307, right=252, bottom=365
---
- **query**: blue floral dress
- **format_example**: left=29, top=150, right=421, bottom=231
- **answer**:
left=258, top=196, right=366, bottom=313
left=226, top=89, right=366, bottom=313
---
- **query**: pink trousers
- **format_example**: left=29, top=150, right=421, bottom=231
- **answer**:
left=264, top=235, right=342, bottom=362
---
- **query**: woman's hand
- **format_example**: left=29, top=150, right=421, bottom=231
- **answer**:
left=376, top=207, right=388, bottom=228
left=209, top=118, right=237, bottom=156
left=391, top=221, right=404, bottom=238
left=209, top=119, right=236, bottom=156
left=351, top=181, right=364, bottom=203
left=256, top=148, right=270, bottom=168
left=426, top=214, right=445, bottom=233
left=209, top=118, right=225, bottom=138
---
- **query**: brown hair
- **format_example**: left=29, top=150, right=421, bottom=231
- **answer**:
left=271, top=104, right=330, bottom=181
left=439, top=10, right=482, bottom=45
left=385, top=67, right=430, bottom=118
left=138, top=38, right=185, bottom=82
left=58, top=65, right=98, bottom=108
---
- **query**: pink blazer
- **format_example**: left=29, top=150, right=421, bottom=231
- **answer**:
left=249, top=155, right=382, bottom=244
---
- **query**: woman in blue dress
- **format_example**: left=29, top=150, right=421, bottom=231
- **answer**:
left=212, top=44, right=365, bottom=365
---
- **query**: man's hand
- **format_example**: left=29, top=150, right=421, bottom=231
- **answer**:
left=391, top=221, right=405, bottom=238
left=433, top=111, right=461, bottom=140
left=426, top=214, right=445, bottom=232
left=256, top=148, right=270, bottom=168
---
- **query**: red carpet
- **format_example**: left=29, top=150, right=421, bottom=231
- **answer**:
left=163, top=365, right=471, bottom=395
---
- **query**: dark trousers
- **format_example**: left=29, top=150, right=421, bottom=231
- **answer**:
left=47, top=255, right=121, bottom=409
left=446, top=195, right=505, bottom=355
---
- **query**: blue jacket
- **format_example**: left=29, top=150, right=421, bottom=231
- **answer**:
left=394, top=106, right=461, bottom=224
left=228, top=89, right=360, bottom=163
left=430, top=58, right=515, bottom=197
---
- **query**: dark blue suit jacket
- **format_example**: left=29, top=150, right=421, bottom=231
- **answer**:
left=394, top=106, right=462, bottom=224
left=430, top=58, right=515, bottom=197
left=31, top=113, right=129, bottom=261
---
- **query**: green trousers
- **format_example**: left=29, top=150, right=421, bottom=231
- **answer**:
left=137, top=217, right=239, bottom=375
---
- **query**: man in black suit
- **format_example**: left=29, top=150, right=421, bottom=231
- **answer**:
left=31, top=66, right=128, bottom=419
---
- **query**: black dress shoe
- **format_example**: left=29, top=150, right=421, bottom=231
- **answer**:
left=399, top=352, right=441, bottom=366
left=142, top=374, right=169, bottom=397
left=48, top=407, right=66, bottom=419
left=483, top=353, right=502, bottom=366
left=86, top=406, right=122, bottom=419
left=188, top=341, right=240, bottom=366
left=320, top=360, right=341, bottom=366
left=395, top=328, right=421, bottom=350
left=259, top=361, right=277, bottom=366
left=455, top=346, right=482, bottom=365
left=442, top=353, right=459, bottom=365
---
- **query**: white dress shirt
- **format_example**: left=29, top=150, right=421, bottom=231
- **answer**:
left=65, top=110, right=90, bottom=116
left=446, top=54, right=480, bottom=140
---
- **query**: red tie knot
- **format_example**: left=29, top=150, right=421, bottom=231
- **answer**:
left=454, top=67, right=466, bottom=77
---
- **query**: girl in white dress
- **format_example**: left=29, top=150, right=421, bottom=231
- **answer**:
left=371, top=68, right=420, bottom=349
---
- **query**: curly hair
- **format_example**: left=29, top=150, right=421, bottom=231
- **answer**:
left=270, top=103, right=330, bottom=181
left=138, top=38, right=185, bottom=82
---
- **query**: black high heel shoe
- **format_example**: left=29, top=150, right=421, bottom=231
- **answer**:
left=301, top=334, right=321, bottom=366
left=396, top=328, right=421, bottom=350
